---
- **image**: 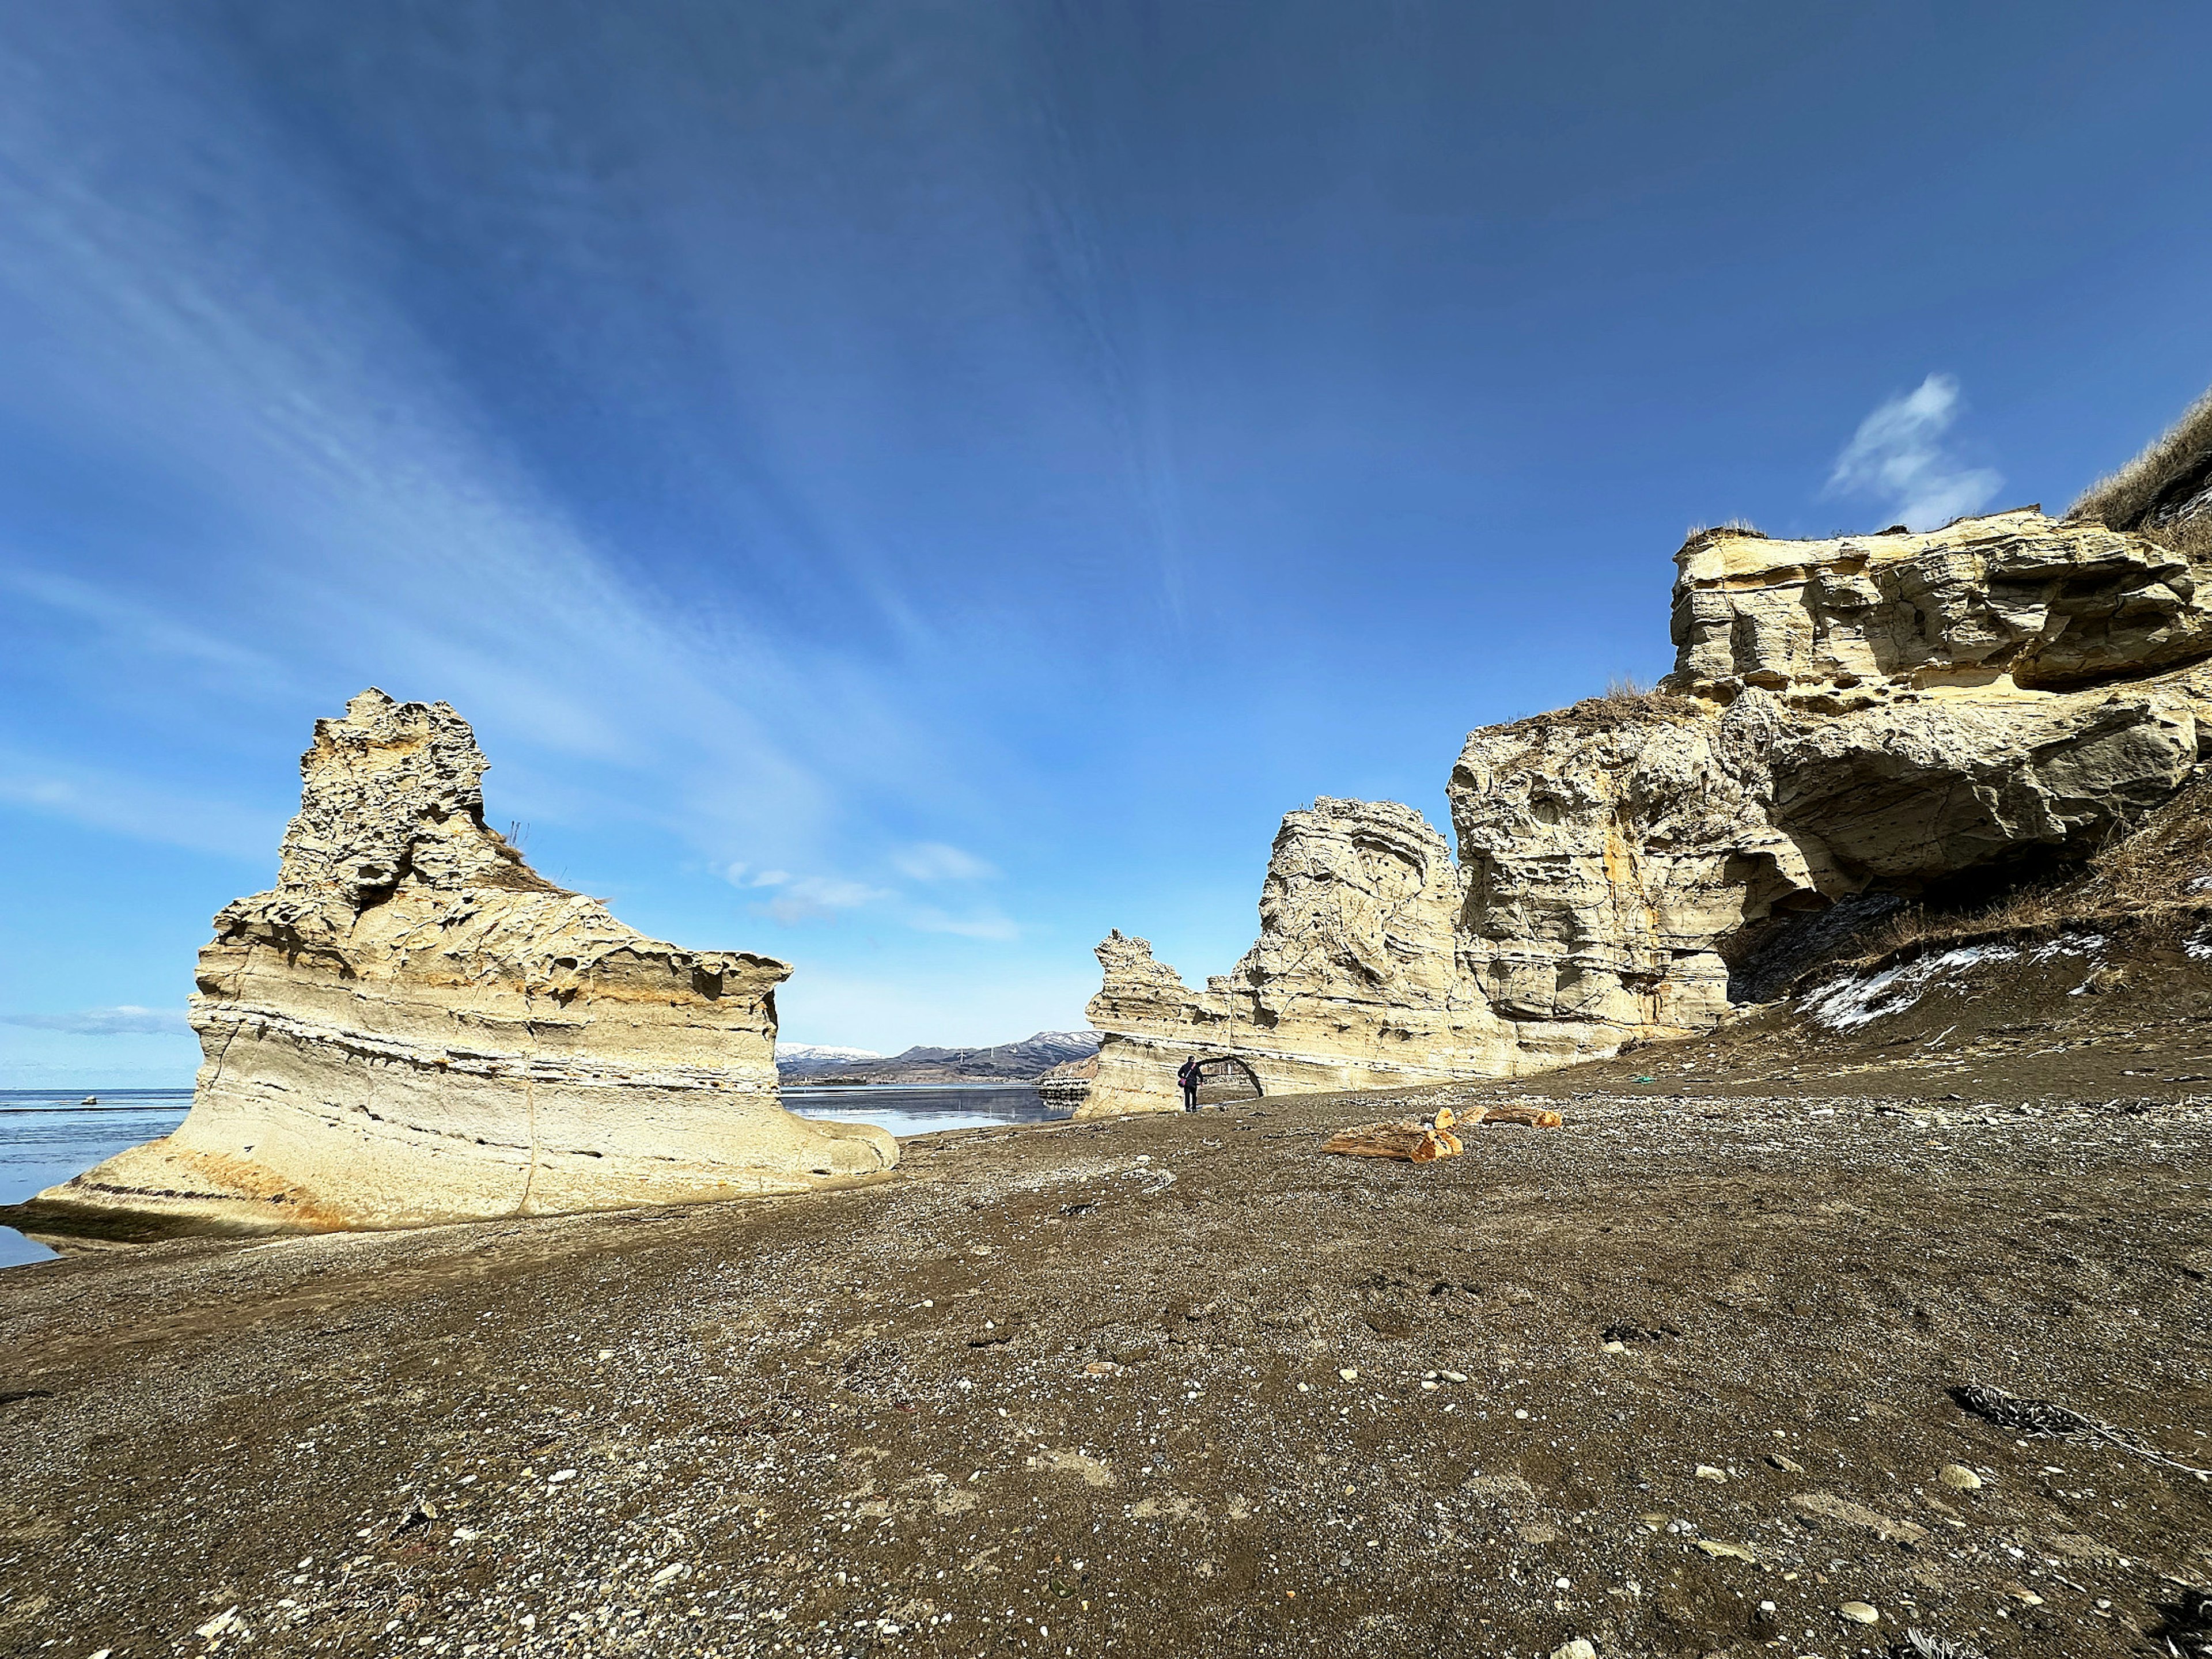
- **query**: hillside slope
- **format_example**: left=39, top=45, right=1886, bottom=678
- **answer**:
left=779, top=1029, right=1099, bottom=1085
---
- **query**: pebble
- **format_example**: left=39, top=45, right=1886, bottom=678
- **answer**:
left=1514, top=1408, right=1529, bottom=1420
left=1694, top=1464, right=1726, bottom=1482
left=1338, top=1368, right=1359, bottom=1381
left=1548, top=1641, right=1597, bottom=1659
left=1441, top=1369, right=1468, bottom=1384
left=1838, top=1601, right=1880, bottom=1624
left=1767, top=1453, right=1804, bottom=1473
left=194, top=1608, right=244, bottom=1641
left=1938, top=1463, right=1982, bottom=1490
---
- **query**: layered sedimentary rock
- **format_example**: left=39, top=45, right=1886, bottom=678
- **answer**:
left=25, top=690, right=896, bottom=1238
left=1084, top=509, right=2212, bottom=1113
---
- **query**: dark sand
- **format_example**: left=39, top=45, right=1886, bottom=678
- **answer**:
left=4, top=957, right=2211, bottom=1658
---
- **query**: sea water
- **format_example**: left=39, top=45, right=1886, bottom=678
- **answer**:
left=0, top=1082, right=1066, bottom=1268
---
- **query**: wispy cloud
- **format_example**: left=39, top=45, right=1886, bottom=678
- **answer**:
left=0, top=13, right=967, bottom=874
left=1, top=567, right=280, bottom=677
left=891, top=842, right=998, bottom=882
left=724, top=864, right=793, bottom=889
left=1, top=1005, right=192, bottom=1035
left=762, top=875, right=895, bottom=927
left=726, top=854, right=1014, bottom=938
left=907, top=906, right=1020, bottom=941
left=1825, top=374, right=2003, bottom=531
left=0, top=755, right=279, bottom=859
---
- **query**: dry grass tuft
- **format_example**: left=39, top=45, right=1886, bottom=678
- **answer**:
left=2071, top=382, right=2212, bottom=531
left=1677, top=518, right=1766, bottom=555
left=2139, top=513, right=2212, bottom=562
left=1482, top=683, right=1710, bottom=746
left=1842, top=774, right=2212, bottom=967
left=2071, top=772, right=2212, bottom=910
left=1854, top=885, right=2071, bottom=963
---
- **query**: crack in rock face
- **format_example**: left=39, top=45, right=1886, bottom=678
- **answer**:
left=18, top=690, right=896, bottom=1241
left=1086, top=510, right=2212, bottom=1113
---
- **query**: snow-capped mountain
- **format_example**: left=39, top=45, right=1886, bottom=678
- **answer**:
left=777, top=1030, right=1099, bottom=1084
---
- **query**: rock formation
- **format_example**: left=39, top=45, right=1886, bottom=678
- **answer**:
left=1084, top=507, right=2212, bottom=1114
left=23, top=690, right=896, bottom=1238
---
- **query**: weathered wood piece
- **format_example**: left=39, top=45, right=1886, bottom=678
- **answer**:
left=1321, top=1122, right=1455, bottom=1162
left=1320, top=1099, right=1560, bottom=1160
left=1469, top=1103, right=1565, bottom=1129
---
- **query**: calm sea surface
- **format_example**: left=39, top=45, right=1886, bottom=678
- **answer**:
left=0, top=1082, right=1065, bottom=1270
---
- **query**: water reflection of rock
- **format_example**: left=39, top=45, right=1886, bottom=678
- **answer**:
left=1033, top=1054, right=1097, bottom=1109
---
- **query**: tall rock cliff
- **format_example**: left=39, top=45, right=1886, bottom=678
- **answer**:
left=1083, top=507, right=2212, bottom=1114
left=27, top=690, right=897, bottom=1237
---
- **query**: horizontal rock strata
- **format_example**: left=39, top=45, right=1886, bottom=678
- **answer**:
left=24, top=690, right=895, bottom=1239
left=1085, top=509, right=2212, bottom=1113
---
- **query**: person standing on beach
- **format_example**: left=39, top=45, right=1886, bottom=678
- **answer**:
left=1177, top=1056, right=1200, bottom=1112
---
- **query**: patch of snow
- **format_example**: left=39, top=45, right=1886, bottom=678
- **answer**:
left=2188, top=926, right=2212, bottom=963
left=776, top=1044, right=884, bottom=1061
left=1800, top=943, right=2019, bottom=1032
left=2026, top=931, right=2103, bottom=964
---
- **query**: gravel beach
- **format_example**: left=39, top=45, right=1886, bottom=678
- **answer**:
left=3, top=1028, right=2209, bottom=1659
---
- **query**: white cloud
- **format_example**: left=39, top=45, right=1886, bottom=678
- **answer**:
left=1825, top=373, right=2003, bottom=531
left=0, top=755, right=280, bottom=859
left=1, top=567, right=280, bottom=677
left=764, top=875, right=893, bottom=926
left=906, top=906, right=1020, bottom=941
left=0, top=23, right=968, bottom=873
left=1, top=1005, right=192, bottom=1035
left=891, top=842, right=998, bottom=882
left=724, top=864, right=793, bottom=889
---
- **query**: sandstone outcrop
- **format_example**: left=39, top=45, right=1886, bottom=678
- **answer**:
left=1085, top=507, right=2212, bottom=1113
left=21, top=690, right=896, bottom=1239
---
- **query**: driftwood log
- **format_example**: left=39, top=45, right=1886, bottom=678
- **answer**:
left=1475, top=1103, right=1564, bottom=1129
left=1320, top=1101, right=1563, bottom=1161
left=1321, top=1123, right=1457, bottom=1161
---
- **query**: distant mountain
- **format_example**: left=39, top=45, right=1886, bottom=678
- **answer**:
left=778, top=1029, right=1100, bottom=1085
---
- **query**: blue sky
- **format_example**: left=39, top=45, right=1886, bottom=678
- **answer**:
left=3, top=2, right=2209, bottom=1085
